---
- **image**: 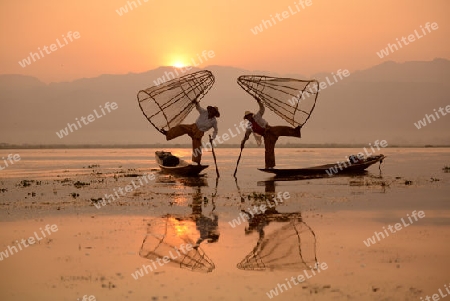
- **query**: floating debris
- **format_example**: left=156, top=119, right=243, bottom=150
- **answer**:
left=123, top=173, right=142, bottom=178
left=18, top=179, right=35, bottom=187
left=84, top=164, right=100, bottom=169
left=74, top=181, right=90, bottom=188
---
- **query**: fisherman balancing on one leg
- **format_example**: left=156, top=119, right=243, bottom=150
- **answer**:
left=161, top=101, right=220, bottom=165
left=240, top=100, right=301, bottom=169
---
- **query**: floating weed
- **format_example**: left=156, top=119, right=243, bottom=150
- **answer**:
left=74, top=181, right=90, bottom=188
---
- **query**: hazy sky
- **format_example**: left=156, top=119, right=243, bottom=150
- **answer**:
left=1, top=0, right=449, bottom=83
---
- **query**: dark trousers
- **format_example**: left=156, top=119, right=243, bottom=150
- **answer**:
left=264, top=126, right=300, bottom=168
left=166, top=124, right=204, bottom=163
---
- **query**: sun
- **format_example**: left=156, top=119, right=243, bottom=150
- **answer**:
left=172, top=61, right=185, bottom=68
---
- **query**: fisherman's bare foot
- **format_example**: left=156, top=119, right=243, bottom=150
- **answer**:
left=295, top=125, right=302, bottom=138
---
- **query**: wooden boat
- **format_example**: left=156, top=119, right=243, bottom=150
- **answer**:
left=155, top=151, right=208, bottom=177
left=259, top=154, right=385, bottom=177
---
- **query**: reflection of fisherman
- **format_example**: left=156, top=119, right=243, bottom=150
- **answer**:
left=191, top=189, right=220, bottom=248
left=241, top=99, right=301, bottom=169
left=241, top=181, right=290, bottom=239
left=195, top=214, right=219, bottom=247
left=162, top=101, right=220, bottom=165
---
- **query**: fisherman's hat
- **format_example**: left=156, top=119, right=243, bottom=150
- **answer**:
left=207, top=106, right=220, bottom=117
left=243, top=111, right=253, bottom=118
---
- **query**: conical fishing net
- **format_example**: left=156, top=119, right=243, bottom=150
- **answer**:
left=139, top=216, right=215, bottom=273
left=237, top=215, right=317, bottom=271
left=137, top=70, right=215, bottom=133
left=237, top=75, right=319, bottom=127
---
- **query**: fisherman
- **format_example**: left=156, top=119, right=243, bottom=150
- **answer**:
left=241, top=99, right=301, bottom=169
left=162, top=101, right=219, bottom=165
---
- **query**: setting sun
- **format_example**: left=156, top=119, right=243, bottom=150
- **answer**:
left=172, top=61, right=185, bottom=68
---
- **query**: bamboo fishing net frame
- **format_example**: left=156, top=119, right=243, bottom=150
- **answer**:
left=137, top=70, right=215, bottom=134
left=237, top=75, right=319, bottom=127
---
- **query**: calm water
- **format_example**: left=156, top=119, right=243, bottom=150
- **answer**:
left=1, top=147, right=449, bottom=180
left=1, top=147, right=449, bottom=206
left=1, top=148, right=449, bottom=301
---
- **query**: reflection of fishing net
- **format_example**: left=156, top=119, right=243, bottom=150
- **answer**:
left=139, top=216, right=215, bottom=273
left=137, top=70, right=215, bottom=133
left=237, top=217, right=317, bottom=271
left=237, top=75, right=319, bottom=127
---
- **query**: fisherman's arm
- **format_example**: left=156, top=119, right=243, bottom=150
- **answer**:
left=241, top=128, right=251, bottom=148
left=194, top=100, right=205, bottom=113
left=257, top=99, right=265, bottom=116
left=211, top=120, right=218, bottom=140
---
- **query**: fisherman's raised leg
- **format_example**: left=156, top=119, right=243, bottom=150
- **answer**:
left=165, top=124, right=196, bottom=141
left=267, top=125, right=301, bottom=139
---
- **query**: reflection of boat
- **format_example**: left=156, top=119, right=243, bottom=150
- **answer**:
left=259, top=154, right=385, bottom=177
left=155, top=151, right=208, bottom=177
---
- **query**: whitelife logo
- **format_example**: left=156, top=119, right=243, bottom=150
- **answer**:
left=325, top=139, right=388, bottom=176
left=116, top=0, right=151, bottom=16
left=152, top=50, right=215, bottom=86
left=413, top=105, right=450, bottom=129
left=93, top=172, right=156, bottom=209
left=363, top=210, right=425, bottom=247
left=287, top=69, right=350, bottom=107
left=376, top=22, right=439, bottom=58
left=0, top=224, right=58, bottom=261
left=18, top=31, right=80, bottom=68
left=250, top=0, right=313, bottom=35
left=56, top=101, right=118, bottom=139
left=228, top=192, right=291, bottom=228
left=131, top=243, right=194, bottom=280
left=266, top=262, right=328, bottom=298
left=0, top=153, right=21, bottom=171
left=419, top=283, right=450, bottom=301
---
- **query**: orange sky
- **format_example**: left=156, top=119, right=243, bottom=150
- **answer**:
left=0, top=0, right=449, bottom=83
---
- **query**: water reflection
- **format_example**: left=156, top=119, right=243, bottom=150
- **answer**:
left=139, top=177, right=318, bottom=273
left=260, top=170, right=371, bottom=182
left=237, top=212, right=317, bottom=271
left=236, top=180, right=318, bottom=271
left=139, top=180, right=218, bottom=273
left=139, top=214, right=215, bottom=273
left=156, top=173, right=208, bottom=187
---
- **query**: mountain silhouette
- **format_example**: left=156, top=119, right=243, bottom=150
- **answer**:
left=1, top=59, right=449, bottom=145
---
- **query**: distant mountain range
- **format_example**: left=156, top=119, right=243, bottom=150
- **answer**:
left=1, top=58, right=449, bottom=146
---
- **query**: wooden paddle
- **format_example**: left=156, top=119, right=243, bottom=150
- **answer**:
left=209, top=135, right=220, bottom=178
left=233, top=144, right=244, bottom=177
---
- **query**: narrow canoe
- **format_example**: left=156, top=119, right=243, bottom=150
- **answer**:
left=155, top=151, right=208, bottom=177
left=258, top=155, right=385, bottom=177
